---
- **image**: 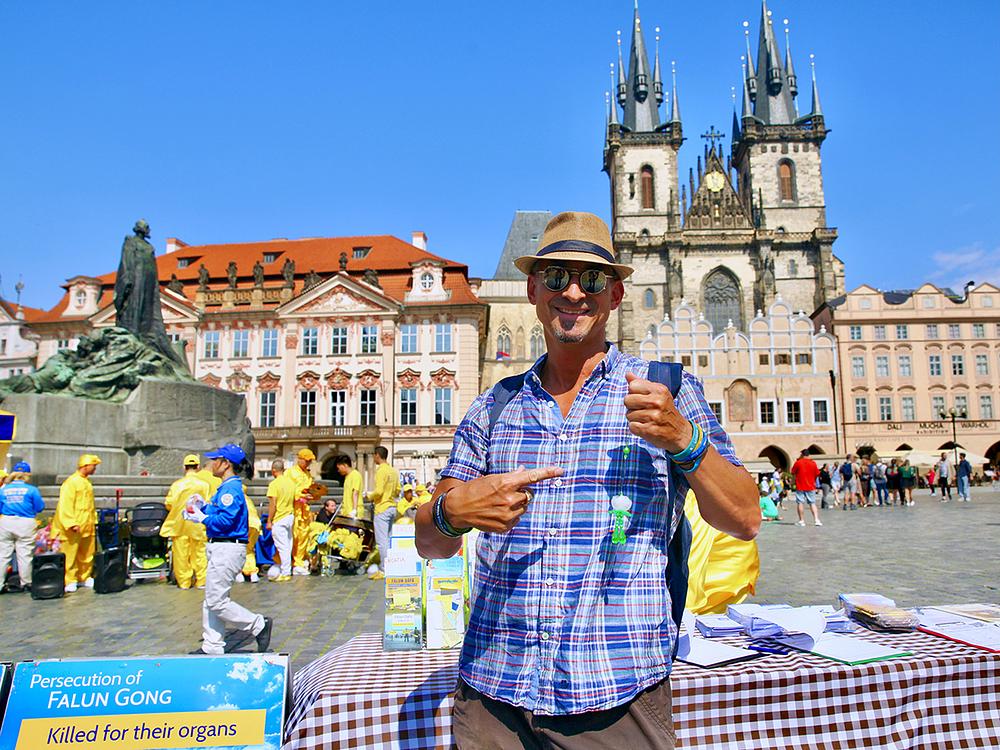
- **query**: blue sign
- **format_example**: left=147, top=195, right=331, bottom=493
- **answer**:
left=0, top=654, right=288, bottom=750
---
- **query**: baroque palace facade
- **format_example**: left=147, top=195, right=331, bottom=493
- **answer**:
left=21, top=232, right=486, bottom=483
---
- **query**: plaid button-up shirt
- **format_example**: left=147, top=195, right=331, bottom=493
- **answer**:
left=441, top=345, right=741, bottom=715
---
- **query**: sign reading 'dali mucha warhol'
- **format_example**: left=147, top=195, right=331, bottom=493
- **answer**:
left=0, top=654, right=289, bottom=750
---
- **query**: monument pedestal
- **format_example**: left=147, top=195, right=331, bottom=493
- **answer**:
left=5, top=379, right=251, bottom=476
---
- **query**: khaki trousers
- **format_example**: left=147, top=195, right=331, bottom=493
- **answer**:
left=452, top=678, right=675, bottom=750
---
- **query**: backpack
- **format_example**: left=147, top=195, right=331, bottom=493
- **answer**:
left=839, top=462, right=853, bottom=480
left=486, top=361, right=691, bottom=645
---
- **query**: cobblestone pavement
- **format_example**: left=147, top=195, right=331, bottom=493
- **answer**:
left=1, top=489, right=997, bottom=675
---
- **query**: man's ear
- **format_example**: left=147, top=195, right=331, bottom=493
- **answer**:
left=527, top=273, right=538, bottom=305
left=609, top=279, right=625, bottom=310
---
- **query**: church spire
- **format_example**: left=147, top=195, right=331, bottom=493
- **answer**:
left=783, top=18, right=798, bottom=104
left=608, top=65, right=619, bottom=126
left=621, top=1, right=661, bottom=132
left=616, top=31, right=627, bottom=107
left=809, top=54, right=823, bottom=118
left=751, top=1, right=796, bottom=124
left=653, top=27, right=664, bottom=105
left=670, top=60, right=681, bottom=124
left=742, top=20, right=757, bottom=102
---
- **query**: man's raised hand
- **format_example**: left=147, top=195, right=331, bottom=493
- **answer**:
left=623, top=371, right=693, bottom=454
left=446, top=465, right=564, bottom=533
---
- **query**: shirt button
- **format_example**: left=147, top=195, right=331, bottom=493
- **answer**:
left=545, top=577, right=555, bottom=587
left=555, top=479, right=563, bottom=487
left=558, top=434, right=567, bottom=441
left=548, top=527, right=558, bottom=537
left=540, top=631, right=550, bottom=641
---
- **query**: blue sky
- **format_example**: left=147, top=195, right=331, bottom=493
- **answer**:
left=1, top=1, right=997, bottom=310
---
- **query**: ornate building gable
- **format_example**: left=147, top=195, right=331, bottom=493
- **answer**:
left=430, top=367, right=458, bottom=389
left=276, top=274, right=400, bottom=318
left=199, top=373, right=221, bottom=388
left=256, top=371, right=281, bottom=392
left=90, top=288, right=200, bottom=328
left=325, top=366, right=351, bottom=390
left=295, top=370, right=321, bottom=392
left=397, top=368, right=423, bottom=390
left=684, top=143, right=752, bottom=231
left=226, top=369, right=251, bottom=393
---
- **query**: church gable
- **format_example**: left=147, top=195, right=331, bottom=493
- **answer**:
left=684, top=144, right=752, bottom=230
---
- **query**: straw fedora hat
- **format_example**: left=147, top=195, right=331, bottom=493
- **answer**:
left=513, top=211, right=633, bottom=280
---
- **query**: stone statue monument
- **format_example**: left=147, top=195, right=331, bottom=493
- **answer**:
left=198, top=264, right=210, bottom=291
left=253, top=260, right=264, bottom=287
left=282, top=258, right=295, bottom=288
left=227, top=261, right=238, bottom=289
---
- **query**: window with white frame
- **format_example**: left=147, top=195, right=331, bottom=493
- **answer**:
left=948, top=323, right=960, bottom=339
left=851, top=356, right=865, bottom=378
left=926, top=324, right=939, bottom=339
left=931, top=395, right=946, bottom=417
left=299, top=390, right=317, bottom=426
left=434, top=388, right=452, bottom=425
left=929, top=354, right=942, bottom=377
left=901, top=396, right=915, bottom=421
left=854, top=396, right=869, bottom=422
left=232, top=329, right=249, bottom=358
left=258, top=392, right=276, bottom=427
left=330, top=326, right=347, bottom=355
left=785, top=400, right=802, bottom=424
left=973, top=323, right=985, bottom=339
left=975, top=354, right=989, bottom=375
left=951, top=354, right=965, bottom=376
left=708, top=401, right=723, bottom=424
left=875, top=355, right=889, bottom=377
left=954, top=394, right=968, bottom=415
left=57, top=338, right=71, bottom=350
left=420, top=272, right=434, bottom=291
left=874, top=325, right=886, bottom=341
left=898, top=355, right=912, bottom=377
left=980, top=394, right=993, bottom=419
left=849, top=325, right=862, bottom=341
left=878, top=396, right=893, bottom=421
left=400, top=388, right=417, bottom=426
left=261, top=328, right=279, bottom=357
left=435, top=323, right=452, bottom=352
left=895, top=324, right=908, bottom=340
left=330, top=390, right=346, bottom=426
left=812, top=399, right=829, bottom=424
left=360, top=389, right=376, bottom=425
left=203, top=331, right=220, bottom=359
left=758, top=400, right=776, bottom=425
left=399, top=324, right=417, bottom=354
left=361, top=325, right=378, bottom=354
left=301, top=327, right=319, bottom=356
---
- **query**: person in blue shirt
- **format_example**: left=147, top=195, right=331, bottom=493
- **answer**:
left=0, top=462, right=45, bottom=590
left=185, top=444, right=272, bottom=654
left=956, top=453, right=973, bottom=502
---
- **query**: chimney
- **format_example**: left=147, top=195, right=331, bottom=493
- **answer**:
left=165, top=237, right=188, bottom=254
left=411, top=231, right=427, bottom=250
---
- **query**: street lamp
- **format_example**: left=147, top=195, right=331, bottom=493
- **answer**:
left=939, top=406, right=967, bottom=467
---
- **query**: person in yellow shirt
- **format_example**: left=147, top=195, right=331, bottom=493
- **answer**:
left=52, top=454, right=100, bottom=592
left=196, top=461, right=222, bottom=497
left=415, top=483, right=433, bottom=506
left=265, top=459, right=296, bottom=581
left=240, top=488, right=262, bottom=583
left=335, top=455, right=364, bottom=519
left=162, top=455, right=211, bottom=590
left=285, top=448, right=317, bottom=575
left=366, top=446, right=400, bottom=580
left=396, top=483, right=432, bottom=524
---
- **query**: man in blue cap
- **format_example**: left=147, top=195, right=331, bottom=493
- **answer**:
left=184, top=444, right=272, bottom=654
left=0, top=461, right=44, bottom=591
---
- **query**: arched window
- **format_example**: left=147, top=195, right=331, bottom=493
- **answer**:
left=530, top=326, right=545, bottom=360
left=496, top=326, right=511, bottom=359
left=515, top=326, right=525, bottom=360
left=703, top=268, right=743, bottom=332
left=788, top=259, right=798, bottom=277
left=778, top=160, right=796, bottom=202
left=640, top=165, right=655, bottom=209
left=643, top=289, right=655, bottom=309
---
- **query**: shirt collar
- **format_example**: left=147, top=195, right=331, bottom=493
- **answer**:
left=528, top=342, right=621, bottom=387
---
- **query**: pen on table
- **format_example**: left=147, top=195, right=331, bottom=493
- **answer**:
left=747, top=644, right=785, bottom=654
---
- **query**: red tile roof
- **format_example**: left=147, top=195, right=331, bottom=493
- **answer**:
left=0, top=298, right=47, bottom=323
left=34, top=234, right=484, bottom=323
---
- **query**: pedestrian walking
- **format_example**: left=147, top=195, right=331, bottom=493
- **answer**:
left=265, top=459, right=296, bottom=582
left=186, top=443, right=272, bottom=655
left=935, top=453, right=953, bottom=502
left=858, top=457, right=872, bottom=507
left=872, top=460, right=888, bottom=506
left=956, top=453, right=972, bottom=502
left=818, top=464, right=833, bottom=509
left=830, top=462, right=843, bottom=507
left=886, top=459, right=901, bottom=506
left=161, top=455, right=210, bottom=590
left=839, top=455, right=859, bottom=510
left=791, top=450, right=822, bottom=527
left=367, top=446, right=401, bottom=580
left=900, top=459, right=916, bottom=506
left=0, top=462, right=44, bottom=591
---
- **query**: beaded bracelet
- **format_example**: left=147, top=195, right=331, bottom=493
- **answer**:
left=669, top=421, right=703, bottom=463
left=432, top=491, right=471, bottom=538
left=671, top=421, right=710, bottom=473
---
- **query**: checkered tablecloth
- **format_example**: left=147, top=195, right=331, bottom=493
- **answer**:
left=283, top=631, right=1000, bottom=749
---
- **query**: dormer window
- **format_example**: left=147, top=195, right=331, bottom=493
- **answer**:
left=420, top=272, right=434, bottom=291
left=263, top=252, right=279, bottom=264
left=177, top=257, right=199, bottom=268
left=353, top=246, right=371, bottom=260
left=74, top=290, right=87, bottom=308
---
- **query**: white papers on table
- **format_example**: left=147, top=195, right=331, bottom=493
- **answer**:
left=727, top=603, right=825, bottom=647
left=677, top=611, right=759, bottom=667
left=774, top=632, right=912, bottom=665
left=695, top=614, right=743, bottom=638
left=915, top=606, right=1000, bottom=652
left=928, top=603, right=1000, bottom=624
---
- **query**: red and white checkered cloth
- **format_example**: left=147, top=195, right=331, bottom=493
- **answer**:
left=283, top=631, right=1000, bottom=749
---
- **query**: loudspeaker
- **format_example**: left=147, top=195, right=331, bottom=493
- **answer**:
left=31, top=553, right=65, bottom=600
left=94, top=547, right=126, bottom=594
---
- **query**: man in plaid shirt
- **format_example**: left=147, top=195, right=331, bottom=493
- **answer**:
left=417, top=212, right=759, bottom=749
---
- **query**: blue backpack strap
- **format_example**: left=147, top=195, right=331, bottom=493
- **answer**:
left=487, top=373, right=527, bottom=435
left=646, top=360, right=690, bottom=646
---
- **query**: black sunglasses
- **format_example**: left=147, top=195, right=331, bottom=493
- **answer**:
left=536, top=265, right=614, bottom=294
